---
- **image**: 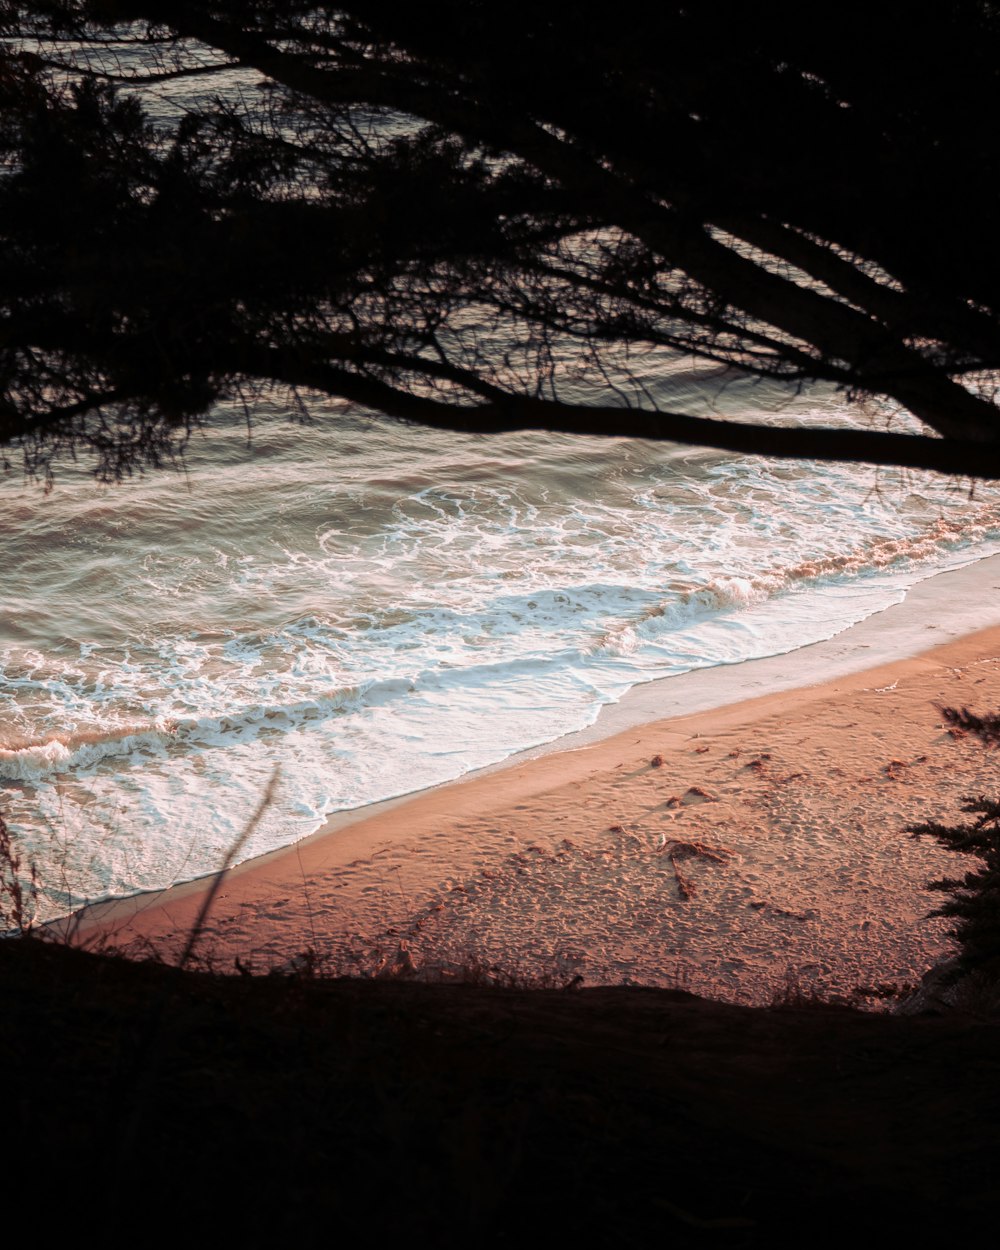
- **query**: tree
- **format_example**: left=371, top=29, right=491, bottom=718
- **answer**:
left=3, top=1, right=1000, bottom=477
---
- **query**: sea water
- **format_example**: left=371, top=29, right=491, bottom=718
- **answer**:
left=2, top=371, right=999, bottom=922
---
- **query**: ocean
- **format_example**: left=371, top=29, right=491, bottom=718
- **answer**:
left=3, top=369, right=999, bottom=925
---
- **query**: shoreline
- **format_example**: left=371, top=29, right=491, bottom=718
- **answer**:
left=72, top=562, right=1000, bottom=1003
left=266, top=548, right=1000, bottom=845
left=555, top=550, right=1000, bottom=746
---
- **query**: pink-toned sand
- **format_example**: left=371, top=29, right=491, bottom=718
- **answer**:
left=75, top=627, right=1000, bottom=1006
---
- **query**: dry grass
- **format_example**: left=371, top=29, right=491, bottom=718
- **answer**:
left=0, top=810, right=38, bottom=936
left=4, top=934, right=1000, bottom=1244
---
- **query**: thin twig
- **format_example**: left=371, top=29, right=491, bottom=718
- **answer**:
left=177, top=766, right=281, bottom=971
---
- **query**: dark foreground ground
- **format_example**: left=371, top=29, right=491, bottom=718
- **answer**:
left=2, top=938, right=998, bottom=1245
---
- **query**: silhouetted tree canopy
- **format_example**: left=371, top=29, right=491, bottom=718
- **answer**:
left=2, top=2, right=1000, bottom=476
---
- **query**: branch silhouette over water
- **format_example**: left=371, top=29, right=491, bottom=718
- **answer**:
left=4, top=4, right=1000, bottom=477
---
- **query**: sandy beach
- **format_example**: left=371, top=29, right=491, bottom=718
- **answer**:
left=74, top=556, right=1000, bottom=1007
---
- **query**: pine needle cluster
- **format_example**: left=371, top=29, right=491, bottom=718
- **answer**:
left=909, top=708, right=1000, bottom=983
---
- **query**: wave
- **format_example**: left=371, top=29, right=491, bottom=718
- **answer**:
left=0, top=689, right=367, bottom=781
left=8, top=502, right=999, bottom=781
left=0, top=651, right=584, bottom=781
left=591, top=512, right=1000, bottom=657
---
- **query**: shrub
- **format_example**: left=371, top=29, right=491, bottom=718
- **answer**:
left=908, top=707, right=1000, bottom=983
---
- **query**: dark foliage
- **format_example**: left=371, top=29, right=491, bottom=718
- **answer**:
left=910, top=709, right=1000, bottom=981
left=3, top=937, right=1000, bottom=1242
left=910, top=793, right=1000, bottom=983
left=2, top=3, right=1000, bottom=476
